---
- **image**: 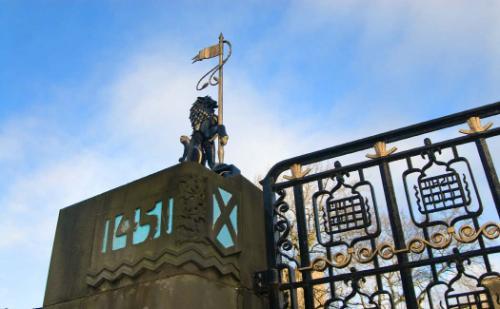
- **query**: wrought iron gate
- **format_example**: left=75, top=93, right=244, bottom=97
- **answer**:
left=256, top=102, right=500, bottom=308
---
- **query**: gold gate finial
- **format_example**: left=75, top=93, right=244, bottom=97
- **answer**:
left=283, top=163, right=311, bottom=180
left=366, top=141, right=397, bottom=159
left=459, top=116, right=493, bottom=134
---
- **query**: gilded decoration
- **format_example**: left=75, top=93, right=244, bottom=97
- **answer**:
left=366, top=141, right=397, bottom=159
left=283, top=163, right=311, bottom=180
left=300, top=222, right=500, bottom=272
left=459, top=116, right=493, bottom=134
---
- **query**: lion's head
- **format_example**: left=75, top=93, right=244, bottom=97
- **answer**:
left=189, top=96, right=218, bottom=130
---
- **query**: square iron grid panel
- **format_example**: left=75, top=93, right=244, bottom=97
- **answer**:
left=325, top=195, right=371, bottom=234
left=418, top=171, right=467, bottom=214
left=447, top=290, right=491, bottom=309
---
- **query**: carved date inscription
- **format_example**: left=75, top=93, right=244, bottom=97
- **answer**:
left=100, top=198, right=174, bottom=253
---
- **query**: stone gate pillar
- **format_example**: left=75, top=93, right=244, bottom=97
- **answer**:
left=43, top=162, right=268, bottom=309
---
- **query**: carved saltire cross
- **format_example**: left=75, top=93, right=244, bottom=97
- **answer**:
left=210, top=187, right=240, bottom=255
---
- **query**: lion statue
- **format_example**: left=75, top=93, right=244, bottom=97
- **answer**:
left=179, top=96, right=239, bottom=176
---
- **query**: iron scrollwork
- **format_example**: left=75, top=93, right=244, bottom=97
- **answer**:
left=273, top=188, right=299, bottom=265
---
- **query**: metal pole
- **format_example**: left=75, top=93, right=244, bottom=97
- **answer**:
left=379, top=161, right=418, bottom=306
left=292, top=185, right=314, bottom=308
left=475, top=138, right=500, bottom=217
left=217, top=33, right=224, bottom=164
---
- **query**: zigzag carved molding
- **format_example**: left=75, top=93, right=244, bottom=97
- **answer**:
left=86, top=246, right=239, bottom=287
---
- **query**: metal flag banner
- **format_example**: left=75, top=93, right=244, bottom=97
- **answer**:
left=192, top=33, right=232, bottom=164
left=192, top=44, right=220, bottom=63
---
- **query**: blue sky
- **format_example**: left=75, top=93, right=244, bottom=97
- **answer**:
left=1, top=1, right=499, bottom=308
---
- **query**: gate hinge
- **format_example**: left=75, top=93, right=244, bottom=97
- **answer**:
left=254, top=269, right=279, bottom=294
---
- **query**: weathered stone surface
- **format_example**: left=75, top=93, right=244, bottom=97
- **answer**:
left=44, top=162, right=268, bottom=308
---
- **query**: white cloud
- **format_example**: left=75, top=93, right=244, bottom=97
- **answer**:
left=0, top=45, right=331, bottom=253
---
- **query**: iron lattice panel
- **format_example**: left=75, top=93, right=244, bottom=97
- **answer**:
left=326, top=195, right=371, bottom=234
left=447, top=290, right=492, bottom=309
left=418, top=171, right=467, bottom=214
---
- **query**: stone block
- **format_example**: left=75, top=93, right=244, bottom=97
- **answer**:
left=44, top=162, right=268, bottom=309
